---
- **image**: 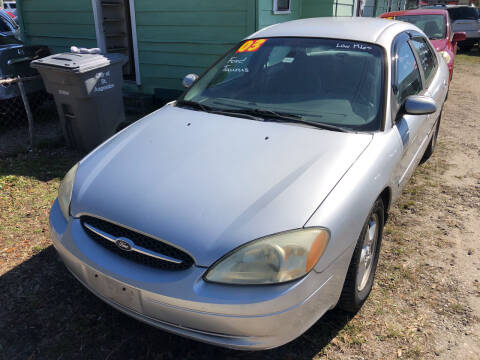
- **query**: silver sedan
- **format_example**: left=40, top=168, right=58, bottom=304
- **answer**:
left=49, top=17, right=449, bottom=350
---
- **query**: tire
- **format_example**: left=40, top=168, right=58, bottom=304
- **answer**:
left=458, top=44, right=473, bottom=52
left=421, top=111, right=441, bottom=163
left=338, top=198, right=384, bottom=313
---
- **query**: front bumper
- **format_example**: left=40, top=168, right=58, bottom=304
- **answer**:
left=49, top=200, right=349, bottom=350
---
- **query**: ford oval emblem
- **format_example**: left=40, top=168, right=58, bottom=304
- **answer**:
left=115, top=238, right=132, bottom=251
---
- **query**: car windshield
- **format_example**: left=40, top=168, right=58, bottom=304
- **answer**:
left=0, top=35, right=20, bottom=45
left=448, top=7, right=479, bottom=21
left=180, top=37, right=385, bottom=132
left=0, top=11, right=18, bottom=34
left=0, top=17, right=12, bottom=34
left=395, top=14, right=447, bottom=39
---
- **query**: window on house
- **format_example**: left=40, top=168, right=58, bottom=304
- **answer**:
left=274, top=0, right=291, bottom=14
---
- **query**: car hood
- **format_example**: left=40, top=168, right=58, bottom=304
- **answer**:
left=71, top=105, right=372, bottom=266
left=0, top=43, right=50, bottom=78
left=431, top=38, right=448, bottom=51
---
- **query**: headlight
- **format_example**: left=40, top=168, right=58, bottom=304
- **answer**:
left=58, top=163, right=79, bottom=220
left=440, top=51, right=451, bottom=64
left=204, top=228, right=329, bottom=285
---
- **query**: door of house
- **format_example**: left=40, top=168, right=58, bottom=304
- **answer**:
left=93, top=0, right=140, bottom=84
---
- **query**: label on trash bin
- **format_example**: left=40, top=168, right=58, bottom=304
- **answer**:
left=94, top=70, right=115, bottom=93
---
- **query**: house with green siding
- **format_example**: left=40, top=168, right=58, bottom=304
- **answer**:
left=15, top=0, right=414, bottom=101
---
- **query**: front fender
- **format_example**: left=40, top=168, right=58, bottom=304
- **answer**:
left=306, top=130, right=403, bottom=274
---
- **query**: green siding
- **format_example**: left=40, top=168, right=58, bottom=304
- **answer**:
left=333, top=0, right=355, bottom=16
left=257, top=0, right=301, bottom=29
left=16, top=0, right=351, bottom=96
left=302, top=0, right=345, bottom=19
left=375, top=0, right=389, bottom=16
left=257, top=0, right=349, bottom=25
left=362, top=0, right=376, bottom=16
left=18, top=0, right=97, bottom=53
left=135, top=0, right=256, bottom=94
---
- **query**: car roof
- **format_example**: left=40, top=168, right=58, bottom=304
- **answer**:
left=381, top=8, right=448, bottom=16
left=246, top=17, right=417, bottom=45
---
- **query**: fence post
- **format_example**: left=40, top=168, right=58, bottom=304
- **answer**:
left=16, top=77, right=35, bottom=150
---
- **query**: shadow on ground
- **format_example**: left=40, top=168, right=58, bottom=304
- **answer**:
left=0, top=145, right=82, bottom=181
left=0, top=246, right=354, bottom=360
left=457, top=46, right=480, bottom=57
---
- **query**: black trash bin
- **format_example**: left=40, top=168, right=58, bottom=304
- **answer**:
left=31, top=52, right=127, bottom=152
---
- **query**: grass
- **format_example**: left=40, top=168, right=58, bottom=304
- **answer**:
left=455, top=46, right=480, bottom=64
left=0, top=147, right=81, bottom=270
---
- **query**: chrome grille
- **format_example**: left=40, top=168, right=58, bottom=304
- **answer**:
left=81, top=216, right=194, bottom=270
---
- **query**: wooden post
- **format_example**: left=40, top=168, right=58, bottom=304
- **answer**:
left=17, top=77, right=35, bottom=150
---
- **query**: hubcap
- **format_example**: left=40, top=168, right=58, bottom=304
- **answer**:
left=356, top=213, right=379, bottom=292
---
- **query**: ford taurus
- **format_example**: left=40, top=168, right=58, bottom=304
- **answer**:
left=49, top=18, right=449, bottom=350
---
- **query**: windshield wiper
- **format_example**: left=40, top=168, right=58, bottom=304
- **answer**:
left=177, top=102, right=351, bottom=132
left=176, top=100, right=261, bottom=120
left=176, top=99, right=211, bottom=112
left=232, top=108, right=352, bottom=133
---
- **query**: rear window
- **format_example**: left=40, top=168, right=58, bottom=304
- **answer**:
left=0, top=11, right=18, bottom=30
left=448, top=7, right=479, bottom=21
left=395, top=14, right=446, bottom=40
left=0, top=15, right=13, bottom=33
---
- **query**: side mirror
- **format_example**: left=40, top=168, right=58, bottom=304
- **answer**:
left=182, top=73, right=199, bottom=88
left=452, top=32, right=467, bottom=43
left=403, top=95, right=437, bottom=116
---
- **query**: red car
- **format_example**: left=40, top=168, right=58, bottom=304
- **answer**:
left=380, top=8, right=466, bottom=81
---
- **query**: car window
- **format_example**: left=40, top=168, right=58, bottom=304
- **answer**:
left=447, top=7, right=479, bottom=21
left=182, top=37, right=385, bottom=131
left=395, top=15, right=446, bottom=40
left=448, top=13, right=453, bottom=42
left=266, top=46, right=291, bottom=67
left=395, top=40, right=422, bottom=104
left=2, top=11, right=18, bottom=29
left=0, top=15, right=13, bottom=33
left=209, top=50, right=257, bottom=85
left=410, top=38, right=436, bottom=83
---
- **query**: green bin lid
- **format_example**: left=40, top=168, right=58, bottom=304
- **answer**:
left=31, top=52, right=126, bottom=73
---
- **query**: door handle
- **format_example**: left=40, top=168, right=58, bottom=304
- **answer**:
left=443, top=79, right=448, bottom=87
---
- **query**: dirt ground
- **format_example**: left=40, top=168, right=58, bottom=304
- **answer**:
left=0, top=52, right=479, bottom=360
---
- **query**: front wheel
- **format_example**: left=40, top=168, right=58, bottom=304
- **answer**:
left=458, top=43, right=473, bottom=52
left=338, top=198, right=384, bottom=313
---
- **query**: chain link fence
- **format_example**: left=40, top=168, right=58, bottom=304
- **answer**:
left=0, top=76, right=62, bottom=157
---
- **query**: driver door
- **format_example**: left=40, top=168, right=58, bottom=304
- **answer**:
left=391, top=33, right=428, bottom=190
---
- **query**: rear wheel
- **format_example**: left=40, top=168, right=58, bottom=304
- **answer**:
left=338, top=198, right=384, bottom=313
